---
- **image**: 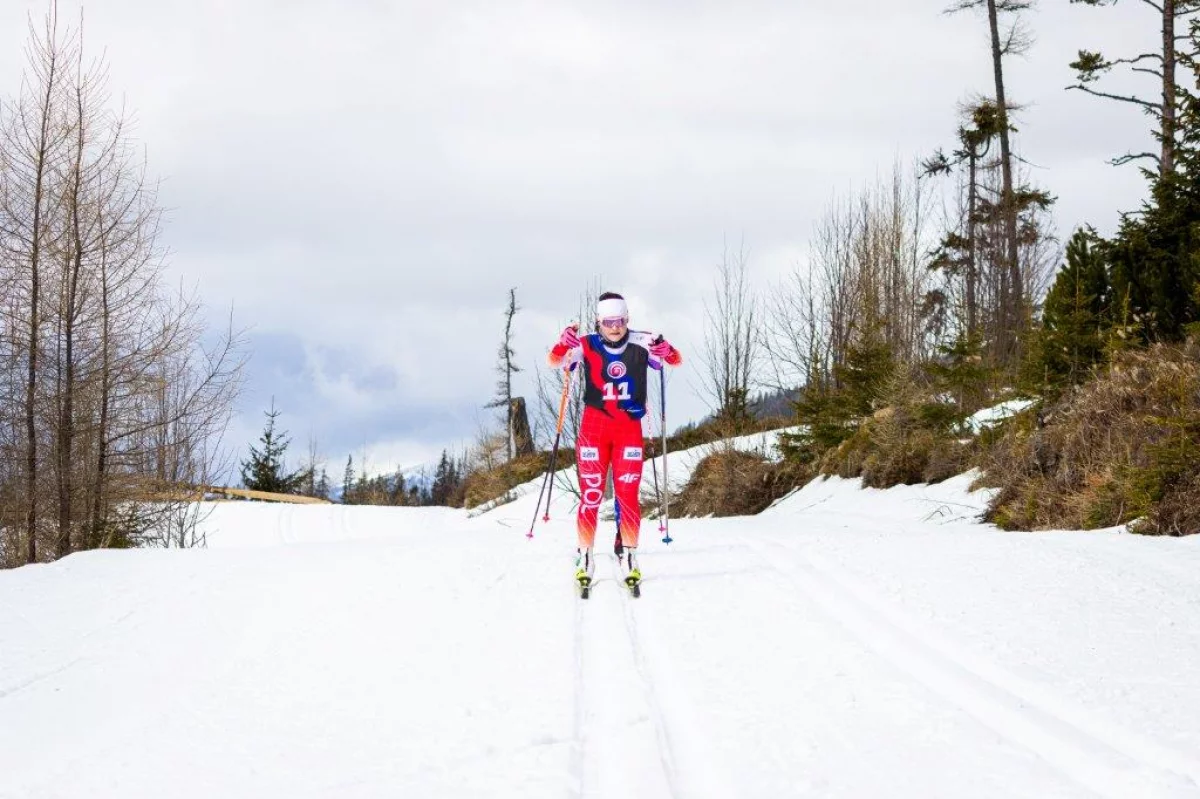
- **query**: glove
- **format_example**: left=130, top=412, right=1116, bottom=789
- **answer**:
left=558, top=324, right=581, bottom=350
left=649, top=337, right=674, bottom=359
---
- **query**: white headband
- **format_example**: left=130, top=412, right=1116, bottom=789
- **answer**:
left=596, top=297, right=629, bottom=320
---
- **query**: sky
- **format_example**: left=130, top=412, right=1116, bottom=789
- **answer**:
left=0, top=0, right=1159, bottom=483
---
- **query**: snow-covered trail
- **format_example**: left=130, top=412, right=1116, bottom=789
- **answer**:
left=3, top=470, right=1200, bottom=798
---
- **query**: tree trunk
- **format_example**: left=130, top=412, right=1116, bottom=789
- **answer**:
left=510, top=397, right=534, bottom=456
left=24, top=66, right=59, bottom=565
left=1162, top=0, right=1177, bottom=176
left=967, top=150, right=979, bottom=340
left=91, top=238, right=112, bottom=548
left=58, top=87, right=87, bottom=558
left=986, top=0, right=1022, bottom=360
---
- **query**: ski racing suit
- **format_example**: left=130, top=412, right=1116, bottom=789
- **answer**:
left=548, top=330, right=682, bottom=551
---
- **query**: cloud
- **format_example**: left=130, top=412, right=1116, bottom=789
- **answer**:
left=0, top=0, right=1164, bottom=476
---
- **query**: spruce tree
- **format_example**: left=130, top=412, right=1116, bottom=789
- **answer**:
left=341, top=455, right=355, bottom=505
left=926, top=332, right=991, bottom=418
left=1027, top=228, right=1111, bottom=394
left=1105, top=72, right=1200, bottom=343
left=239, top=401, right=311, bottom=494
left=430, top=450, right=454, bottom=506
left=314, top=468, right=331, bottom=502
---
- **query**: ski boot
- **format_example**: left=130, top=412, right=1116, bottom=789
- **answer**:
left=619, top=547, right=642, bottom=598
left=575, top=547, right=595, bottom=599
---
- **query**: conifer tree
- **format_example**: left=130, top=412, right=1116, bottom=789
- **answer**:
left=430, top=450, right=458, bottom=506
left=1105, top=70, right=1200, bottom=342
left=239, top=401, right=311, bottom=494
left=1027, top=228, right=1111, bottom=394
left=315, top=468, right=331, bottom=502
left=926, top=332, right=991, bottom=417
left=1069, top=0, right=1200, bottom=177
left=486, top=288, right=522, bottom=462
left=342, top=455, right=355, bottom=505
left=947, top=0, right=1035, bottom=360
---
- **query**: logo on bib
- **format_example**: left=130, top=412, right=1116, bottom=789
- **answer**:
left=623, top=447, right=643, bottom=460
left=580, top=446, right=599, bottom=462
left=606, top=361, right=627, bottom=380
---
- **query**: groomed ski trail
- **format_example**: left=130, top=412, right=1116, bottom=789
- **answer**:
left=570, top=555, right=734, bottom=799
left=750, top=537, right=1200, bottom=799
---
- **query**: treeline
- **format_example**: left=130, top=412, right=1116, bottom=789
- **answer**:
left=237, top=404, right=469, bottom=508
left=0, top=12, right=244, bottom=566
left=676, top=1, right=1200, bottom=535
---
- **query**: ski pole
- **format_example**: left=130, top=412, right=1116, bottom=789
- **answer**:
left=660, top=368, right=672, bottom=544
left=527, top=366, right=574, bottom=538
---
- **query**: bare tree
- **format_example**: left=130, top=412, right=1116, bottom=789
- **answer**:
left=700, top=239, right=759, bottom=427
left=0, top=8, right=245, bottom=563
left=1069, top=0, right=1200, bottom=176
left=766, top=163, right=934, bottom=392
left=0, top=6, right=76, bottom=563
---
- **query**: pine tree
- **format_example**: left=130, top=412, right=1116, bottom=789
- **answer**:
left=1026, top=228, right=1111, bottom=394
left=388, top=467, right=407, bottom=506
left=315, top=468, right=331, bottom=502
left=430, top=450, right=455, bottom=506
left=783, top=331, right=897, bottom=462
left=485, top=288, right=522, bottom=462
left=341, top=455, right=355, bottom=505
left=239, top=401, right=311, bottom=494
left=926, top=332, right=991, bottom=417
left=836, top=332, right=897, bottom=419
left=1068, top=0, right=1200, bottom=177
left=1105, top=64, right=1200, bottom=343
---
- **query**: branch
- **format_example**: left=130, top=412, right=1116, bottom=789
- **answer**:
left=1109, top=53, right=1163, bottom=67
left=944, top=0, right=985, bottom=14
left=1066, top=84, right=1162, bottom=115
left=1110, top=151, right=1160, bottom=167
left=1139, top=0, right=1164, bottom=14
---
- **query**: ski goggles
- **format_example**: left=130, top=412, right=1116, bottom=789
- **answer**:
left=599, top=316, right=628, bottom=329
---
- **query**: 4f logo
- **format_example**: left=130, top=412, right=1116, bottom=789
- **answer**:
left=617, top=473, right=640, bottom=484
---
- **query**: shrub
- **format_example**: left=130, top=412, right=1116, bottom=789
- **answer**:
left=982, top=341, right=1200, bottom=534
left=674, top=449, right=811, bottom=517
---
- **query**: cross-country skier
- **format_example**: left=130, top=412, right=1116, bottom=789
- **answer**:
left=547, top=292, right=682, bottom=593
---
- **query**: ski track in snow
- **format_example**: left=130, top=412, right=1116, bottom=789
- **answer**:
left=6, top=446, right=1200, bottom=797
left=750, top=536, right=1200, bottom=799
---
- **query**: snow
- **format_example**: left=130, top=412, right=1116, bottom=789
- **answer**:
left=5, top=440, right=1200, bottom=797
left=967, top=398, right=1036, bottom=433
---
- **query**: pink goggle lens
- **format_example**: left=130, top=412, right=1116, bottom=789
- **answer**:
left=599, top=317, right=628, bottom=329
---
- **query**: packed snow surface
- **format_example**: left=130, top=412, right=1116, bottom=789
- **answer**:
left=4, top=437, right=1200, bottom=798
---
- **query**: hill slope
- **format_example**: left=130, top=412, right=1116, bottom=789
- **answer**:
left=3, top=456, right=1200, bottom=797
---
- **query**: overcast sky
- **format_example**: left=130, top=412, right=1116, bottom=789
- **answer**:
left=0, top=0, right=1158, bottom=481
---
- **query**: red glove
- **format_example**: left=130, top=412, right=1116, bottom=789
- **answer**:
left=557, top=324, right=581, bottom=350
left=649, top=337, right=680, bottom=364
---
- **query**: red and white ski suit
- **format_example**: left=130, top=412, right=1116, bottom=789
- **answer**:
left=548, top=330, right=682, bottom=549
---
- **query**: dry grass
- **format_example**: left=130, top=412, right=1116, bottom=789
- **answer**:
left=674, top=449, right=811, bottom=517
left=461, top=451, right=572, bottom=509
left=981, top=341, right=1200, bottom=534
left=818, top=364, right=974, bottom=489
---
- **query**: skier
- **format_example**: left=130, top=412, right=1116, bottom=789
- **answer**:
left=547, top=292, right=682, bottom=594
